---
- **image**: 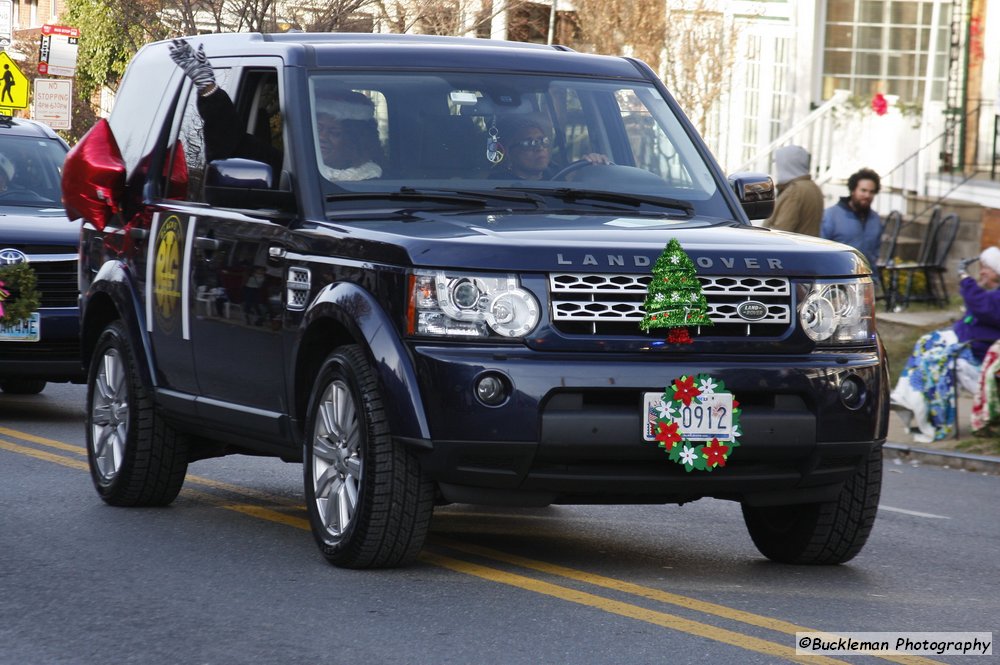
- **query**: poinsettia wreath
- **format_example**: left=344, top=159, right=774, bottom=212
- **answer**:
left=0, top=262, right=41, bottom=324
left=649, top=373, right=741, bottom=472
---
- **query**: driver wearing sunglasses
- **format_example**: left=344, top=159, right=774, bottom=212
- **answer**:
left=491, top=116, right=609, bottom=180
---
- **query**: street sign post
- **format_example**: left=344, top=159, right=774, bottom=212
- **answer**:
left=33, top=78, right=71, bottom=129
left=0, top=51, right=28, bottom=109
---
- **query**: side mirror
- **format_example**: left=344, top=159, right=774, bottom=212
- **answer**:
left=727, top=172, right=775, bottom=221
left=204, top=158, right=295, bottom=211
left=61, top=118, right=126, bottom=231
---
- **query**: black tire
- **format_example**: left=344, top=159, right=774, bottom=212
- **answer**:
left=741, top=445, right=882, bottom=565
left=0, top=378, right=47, bottom=394
left=85, top=320, right=189, bottom=506
left=303, top=345, right=434, bottom=568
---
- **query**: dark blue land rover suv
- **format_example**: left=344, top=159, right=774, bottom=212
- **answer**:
left=67, top=33, right=888, bottom=568
left=0, top=116, right=77, bottom=395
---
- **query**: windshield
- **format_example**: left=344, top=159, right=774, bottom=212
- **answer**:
left=306, top=72, right=729, bottom=217
left=0, top=134, right=66, bottom=207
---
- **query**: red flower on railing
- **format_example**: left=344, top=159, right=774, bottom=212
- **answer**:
left=871, top=93, right=888, bottom=116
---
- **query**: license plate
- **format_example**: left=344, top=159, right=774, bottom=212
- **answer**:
left=643, top=391, right=734, bottom=443
left=0, top=312, right=40, bottom=342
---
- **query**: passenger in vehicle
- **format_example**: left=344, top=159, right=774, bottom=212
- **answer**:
left=169, top=39, right=282, bottom=175
left=312, top=89, right=383, bottom=182
left=0, top=152, right=16, bottom=193
left=489, top=116, right=608, bottom=180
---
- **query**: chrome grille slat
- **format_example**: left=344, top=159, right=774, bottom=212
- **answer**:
left=549, top=273, right=792, bottom=336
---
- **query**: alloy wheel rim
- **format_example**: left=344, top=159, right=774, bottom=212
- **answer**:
left=90, top=348, right=128, bottom=483
left=311, top=379, right=362, bottom=539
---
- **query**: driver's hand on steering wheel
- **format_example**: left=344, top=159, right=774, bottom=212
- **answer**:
left=580, top=153, right=611, bottom=165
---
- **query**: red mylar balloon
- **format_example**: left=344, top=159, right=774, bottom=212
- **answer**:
left=61, top=118, right=126, bottom=231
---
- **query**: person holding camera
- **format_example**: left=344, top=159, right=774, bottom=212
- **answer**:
left=890, top=246, right=1000, bottom=442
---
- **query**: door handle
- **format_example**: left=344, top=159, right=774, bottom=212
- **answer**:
left=195, top=237, right=219, bottom=251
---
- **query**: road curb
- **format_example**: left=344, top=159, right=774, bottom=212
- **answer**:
left=883, top=442, right=1000, bottom=474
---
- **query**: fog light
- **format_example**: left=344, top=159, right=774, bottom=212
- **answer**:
left=839, top=375, right=865, bottom=409
left=475, top=373, right=510, bottom=406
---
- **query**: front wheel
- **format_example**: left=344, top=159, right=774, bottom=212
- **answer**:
left=86, top=320, right=189, bottom=506
left=741, top=445, right=882, bottom=565
left=304, top=345, right=434, bottom=568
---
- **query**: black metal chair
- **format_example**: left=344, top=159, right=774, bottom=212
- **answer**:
left=875, top=210, right=902, bottom=306
left=883, top=208, right=960, bottom=310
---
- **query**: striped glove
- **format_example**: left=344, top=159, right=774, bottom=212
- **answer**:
left=168, top=39, right=216, bottom=94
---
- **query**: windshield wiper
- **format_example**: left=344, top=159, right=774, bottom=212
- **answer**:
left=325, top=187, right=543, bottom=209
left=498, top=186, right=695, bottom=216
left=326, top=188, right=488, bottom=207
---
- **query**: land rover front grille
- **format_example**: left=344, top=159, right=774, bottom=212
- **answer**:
left=549, top=273, right=792, bottom=337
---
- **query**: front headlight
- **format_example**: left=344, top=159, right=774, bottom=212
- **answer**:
left=798, top=278, right=875, bottom=344
left=408, top=270, right=540, bottom=338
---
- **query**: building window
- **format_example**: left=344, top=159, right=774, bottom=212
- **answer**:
left=822, top=0, right=950, bottom=103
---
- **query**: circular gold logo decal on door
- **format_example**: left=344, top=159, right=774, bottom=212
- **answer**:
left=153, top=215, right=183, bottom=333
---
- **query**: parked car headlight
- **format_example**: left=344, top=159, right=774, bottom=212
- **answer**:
left=408, top=270, right=540, bottom=338
left=798, top=278, right=875, bottom=344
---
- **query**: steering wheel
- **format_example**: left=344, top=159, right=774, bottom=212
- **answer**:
left=551, top=159, right=599, bottom=181
left=0, top=189, right=47, bottom=202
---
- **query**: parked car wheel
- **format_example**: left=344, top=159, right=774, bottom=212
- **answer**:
left=741, top=444, right=882, bottom=564
left=304, top=345, right=434, bottom=568
left=0, top=379, right=47, bottom=394
left=86, top=320, right=189, bottom=506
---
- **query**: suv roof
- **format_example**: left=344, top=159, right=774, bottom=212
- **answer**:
left=146, top=32, right=645, bottom=78
left=0, top=115, right=65, bottom=141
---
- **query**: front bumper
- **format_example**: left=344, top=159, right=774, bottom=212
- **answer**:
left=406, top=344, right=888, bottom=506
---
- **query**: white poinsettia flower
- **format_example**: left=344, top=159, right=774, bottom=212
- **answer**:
left=655, top=401, right=676, bottom=419
left=689, top=292, right=698, bottom=301
left=698, top=377, right=718, bottom=394
left=671, top=292, right=681, bottom=301
left=732, top=425, right=741, bottom=437
left=679, top=445, right=698, bottom=466
left=669, top=253, right=681, bottom=264
left=654, top=292, right=666, bottom=302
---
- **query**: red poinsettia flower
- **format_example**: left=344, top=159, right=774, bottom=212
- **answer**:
left=703, top=438, right=730, bottom=467
left=671, top=375, right=701, bottom=406
left=654, top=421, right=682, bottom=450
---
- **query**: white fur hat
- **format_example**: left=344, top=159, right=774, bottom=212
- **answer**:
left=0, top=153, right=14, bottom=181
left=317, top=90, right=374, bottom=121
left=980, top=246, right=1000, bottom=274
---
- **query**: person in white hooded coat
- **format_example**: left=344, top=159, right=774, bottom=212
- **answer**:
left=762, top=145, right=824, bottom=236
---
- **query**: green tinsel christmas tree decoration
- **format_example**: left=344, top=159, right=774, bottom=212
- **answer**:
left=640, top=238, right=712, bottom=343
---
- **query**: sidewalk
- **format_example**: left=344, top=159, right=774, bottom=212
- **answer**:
left=876, top=306, right=1000, bottom=474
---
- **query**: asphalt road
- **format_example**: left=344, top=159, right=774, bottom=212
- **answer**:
left=1, top=383, right=997, bottom=665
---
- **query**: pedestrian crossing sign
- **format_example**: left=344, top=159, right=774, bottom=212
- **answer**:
left=0, top=52, right=28, bottom=109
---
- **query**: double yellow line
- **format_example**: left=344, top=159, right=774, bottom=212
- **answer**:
left=0, top=425, right=944, bottom=665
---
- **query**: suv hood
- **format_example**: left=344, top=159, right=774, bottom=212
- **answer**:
left=0, top=206, right=79, bottom=248
left=329, top=210, right=869, bottom=277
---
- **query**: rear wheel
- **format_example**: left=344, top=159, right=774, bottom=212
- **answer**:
left=86, top=320, right=189, bottom=506
left=1, top=379, right=46, bottom=394
left=304, top=345, right=434, bottom=568
left=741, top=445, right=882, bottom=564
